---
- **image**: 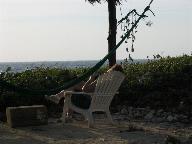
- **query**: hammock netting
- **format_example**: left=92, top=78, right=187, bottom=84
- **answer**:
left=0, top=2, right=153, bottom=96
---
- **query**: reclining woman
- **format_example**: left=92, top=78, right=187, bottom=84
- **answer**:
left=46, top=64, right=124, bottom=118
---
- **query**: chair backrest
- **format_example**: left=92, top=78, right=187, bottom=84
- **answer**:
left=90, top=71, right=125, bottom=111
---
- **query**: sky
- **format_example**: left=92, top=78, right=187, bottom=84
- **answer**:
left=0, top=0, right=191, bottom=62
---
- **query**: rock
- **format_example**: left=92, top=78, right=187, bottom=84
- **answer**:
left=137, top=108, right=148, bottom=117
left=156, top=109, right=164, bottom=117
left=56, top=119, right=62, bottom=123
left=152, top=117, right=165, bottom=123
left=127, top=107, right=133, bottom=112
left=167, top=115, right=175, bottom=122
left=144, top=110, right=155, bottom=121
left=178, top=114, right=188, bottom=120
left=167, top=115, right=178, bottom=122
left=99, top=138, right=105, bottom=142
left=120, top=107, right=128, bottom=115
left=177, top=114, right=189, bottom=123
left=116, top=105, right=122, bottom=112
left=127, top=107, right=134, bottom=117
left=134, top=111, right=142, bottom=118
left=157, top=109, right=164, bottom=113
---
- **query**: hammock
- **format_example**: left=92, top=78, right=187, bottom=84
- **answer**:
left=0, top=1, right=153, bottom=96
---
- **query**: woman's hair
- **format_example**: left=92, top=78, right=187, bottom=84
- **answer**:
left=107, top=64, right=123, bottom=72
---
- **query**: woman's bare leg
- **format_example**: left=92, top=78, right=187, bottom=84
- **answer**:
left=45, top=81, right=85, bottom=104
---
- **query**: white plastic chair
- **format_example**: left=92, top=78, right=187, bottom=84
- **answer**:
left=62, top=71, right=125, bottom=127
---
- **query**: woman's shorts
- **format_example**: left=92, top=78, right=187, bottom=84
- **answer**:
left=71, top=94, right=91, bottom=109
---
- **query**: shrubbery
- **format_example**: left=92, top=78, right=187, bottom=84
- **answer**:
left=0, top=68, right=89, bottom=114
left=0, top=55, right=192, bottom=116
left=118, top=55, right=192, bottom=114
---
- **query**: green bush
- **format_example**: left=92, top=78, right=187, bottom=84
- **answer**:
left=117, top=55, right=192, bottom=113
left=0, top=55, right=192, bottom=115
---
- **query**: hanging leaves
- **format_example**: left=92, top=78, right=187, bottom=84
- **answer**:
left=129, top=54, right=133, bottom=62
left=118, top=7, right=138, bottom=61
left=86, top=0, right=123, bottom=5
left=131, top=44, right=134, bottom=52
left=146, top=20, right=153, bottom=27
left=118, top=0, right=155, bottom=63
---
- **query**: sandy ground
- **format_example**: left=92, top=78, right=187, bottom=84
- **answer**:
left=0, top=115, right=192, bottom=144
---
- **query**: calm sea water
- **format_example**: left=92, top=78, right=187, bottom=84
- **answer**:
left=0, top=60, right=146, bottom=73
left=0, top=60, right=100, bottom=73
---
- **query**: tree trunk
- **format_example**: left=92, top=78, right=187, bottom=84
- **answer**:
left=108, top=0, right=117, bottom=67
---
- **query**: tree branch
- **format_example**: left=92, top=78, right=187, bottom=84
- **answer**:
left=115, top=0, right=154, bottom=49
left=118, top=0, right=154, bottom=26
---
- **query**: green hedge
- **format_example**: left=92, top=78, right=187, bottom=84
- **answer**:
left=118, top=55, right=192, bottom=114
left=0, top=55, right=192, bottom=115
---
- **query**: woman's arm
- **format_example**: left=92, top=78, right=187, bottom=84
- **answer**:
left=82, top=74, right=97, bottom=93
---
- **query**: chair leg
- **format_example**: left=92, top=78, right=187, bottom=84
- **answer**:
left=62, top=108, right=66, bottom=123
left=87, top=112, right=94, bottom=128
left=62, top=99, right=69, bottom=123
left=106, top=110, right=114, bottom=125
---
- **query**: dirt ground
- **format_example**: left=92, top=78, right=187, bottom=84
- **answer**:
left=0, top=115, right=192, bottom=144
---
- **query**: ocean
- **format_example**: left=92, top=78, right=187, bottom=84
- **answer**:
left=0, top=59, right=146, bottom=73
left=0, top=60, right=103, bottom=73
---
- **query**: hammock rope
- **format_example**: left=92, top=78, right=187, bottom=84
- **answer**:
left=0, top=1, right=153, bottom=96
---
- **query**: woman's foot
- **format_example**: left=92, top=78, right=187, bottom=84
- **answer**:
left=45, top=95, right=60, bottom=104
left=45, top=91, right=65, bottom=104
